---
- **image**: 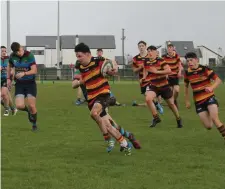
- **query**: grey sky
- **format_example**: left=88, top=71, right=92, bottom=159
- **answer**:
left=1, top=1, right=225, bottom=56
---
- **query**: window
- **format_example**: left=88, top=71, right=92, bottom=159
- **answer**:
left=209, top=58, right=216, bottom=67
left=30, top=50, right=44, bottom=55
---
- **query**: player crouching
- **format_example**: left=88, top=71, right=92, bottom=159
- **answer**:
left=184, top=52, right=225, bottom=141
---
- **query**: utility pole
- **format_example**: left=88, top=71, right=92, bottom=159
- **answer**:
left=56, top=0, right=61, bottom=79
left=121, top=28, right=126, bottom=77
left=7, top=1, right=11, bottom=54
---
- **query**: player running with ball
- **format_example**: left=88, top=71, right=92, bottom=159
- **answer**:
left=73, top=43, right=141, bottom=155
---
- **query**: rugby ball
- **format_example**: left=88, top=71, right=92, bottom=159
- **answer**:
left=100, top=59, right=114, bottom=77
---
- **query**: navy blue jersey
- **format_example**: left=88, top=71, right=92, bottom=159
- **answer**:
left=9, top=51, right=36, bottom=83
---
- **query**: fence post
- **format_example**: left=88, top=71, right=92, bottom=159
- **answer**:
left=41, top=69, right=43, bottom=84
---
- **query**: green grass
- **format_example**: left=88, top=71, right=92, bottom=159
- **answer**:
left=2, top=82, right=225, bottom=189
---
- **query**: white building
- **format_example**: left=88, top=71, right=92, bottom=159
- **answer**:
left=161, top=41, right=223, bottom=66
left=26, top=35, right=116, bottom=67
left=197, top=45, right=223, bottom=66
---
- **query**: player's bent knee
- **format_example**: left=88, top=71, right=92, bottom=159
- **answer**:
left=167, top=100, right=175, bottom=107
left=175, top=88, right=179, bottom=93
left=1, top=93, right=8, bottom=99
left=145, top=96, right=153, bottom=104
left=90, top=110, right=98, bottom=120
left=205, top=125, right=213, bottom=130
left=16, top=104, right=25, bottom=110
left=29, top=104, right=36, bottom=112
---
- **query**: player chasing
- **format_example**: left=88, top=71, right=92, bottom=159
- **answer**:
left=162, top=42, right=183, bottom=108
left=143, top=45, right=183, bottom=128
left=73, top=43, right=141, bottom=155
left=96, top=48, right=104, bottom=58
left=184, top=52, right=225, bottom=141
left=132, top=41, right=163, bottom=114
left=7, top=42, right=38, bottom=131
left=1, top=46, right=17, bottom=116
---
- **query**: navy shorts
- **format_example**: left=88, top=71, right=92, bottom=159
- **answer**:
left=88, top=93, right=110, bottom=117
left=195, top=96, right=219, bottom=114
left=141, top=86, right=147, bottom=95
left=146, top=85, right=173, bottom=100
left=168, top=77, right=179, bottom=86
left=15, top=82, right=37, bottom=98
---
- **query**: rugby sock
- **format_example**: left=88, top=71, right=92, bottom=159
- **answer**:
left=217, top=125, right=225, bottom=139
left=176, top=116, right=181, bottom=121
left=153, top=101, right=159, bottom=106
left=117, top=136, right=128, bottom=147
left=109, top=119, right=132, bottom=139
left=30, top=113, right=37, bottom=127
left=10, top=105, right=16, bottom=110
left=153, top=114, right=160, bottom=120
left=21, top=106, right=29, bottom=112
left=103, top=133, right=111, bottom=141
left=1, top=100, right=4, bottom=106
left=4, top=105, right=9, bottom=110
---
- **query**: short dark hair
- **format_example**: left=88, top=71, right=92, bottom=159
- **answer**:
left=1, top=46, right=6, bottom=49
left=167, top=41, right=174, bottom=47
left=11, top=42, right=21, bottom=52
left=97, top=48, right=103, bottom=52
left=185, top=52, right=198, bottom=59
left=138, top=41, right=147, bottom=46
left=74, top=43, right=91, bottom=53
left=147, top=45, right=157, bottom=51
left=167, top=44, right=174, bottom=47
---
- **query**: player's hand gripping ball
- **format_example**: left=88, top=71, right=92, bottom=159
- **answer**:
left=101, top=59, right=117, bottom=77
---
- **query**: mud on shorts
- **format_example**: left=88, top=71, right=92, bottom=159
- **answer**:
left=88, top=93, right=110, bottom=117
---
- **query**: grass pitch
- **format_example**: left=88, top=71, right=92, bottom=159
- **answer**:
left=1, top=81, right=225, bottom=189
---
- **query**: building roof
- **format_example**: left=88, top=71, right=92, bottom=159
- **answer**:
left=61, top=35, right=116, bottom=49
left=26, top=35, right=116, bottom=49
left=165, top=41, right=195, bottom=57
left=195, top=48, right=203, bottom=58
left=26, top=36, right=57, bottom=49
left=197, top=45, right=223, bottom=57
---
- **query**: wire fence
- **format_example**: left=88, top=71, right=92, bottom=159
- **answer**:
left=37, top=67, right=225, bottom=83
